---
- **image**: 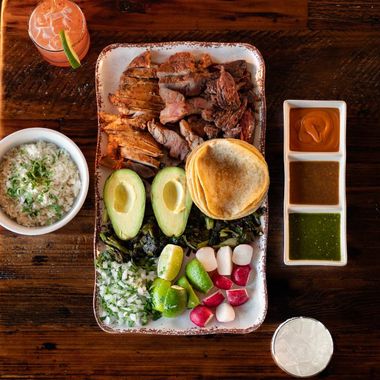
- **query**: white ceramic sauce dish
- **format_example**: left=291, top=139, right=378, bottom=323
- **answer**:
left=283, top=100, right=347, bottom=266
left=0, top=128, right=89, bottom=235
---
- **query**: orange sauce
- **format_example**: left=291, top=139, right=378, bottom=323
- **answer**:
left=290, top=108, right=340, bottom=152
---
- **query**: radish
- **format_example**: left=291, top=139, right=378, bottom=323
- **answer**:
left=216, top=302, right=235, bottom=323
left=232, top=244, right=253, bottom=266
left=196, top=247, right=217, bottom=272
left=202, top=290, right=225, bottom=307
left=212, top=273, right=233, bottom=290
left=231, top=264, right=252, bottom=286
left=226, top=288, right=249, bottom=306
left=216, top=246, right=232, bottom=275
left=190, top=305, right=214, bottom=327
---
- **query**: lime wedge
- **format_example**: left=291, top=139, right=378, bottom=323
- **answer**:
left=150, top=278, right=171, bottom=312
left=59, top=30, right=81, bottom=69
left=157, top=244, right=183, bottom=281
left=162, top=285, right=187, bottom=318
left=185, top=259, right=213, bottom=294
left=177, top=275, right=200, bottom=309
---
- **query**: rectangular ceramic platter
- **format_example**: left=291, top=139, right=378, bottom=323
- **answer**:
left=283, top=100, right=347, bottom=266
left=94, top=42, right=268, bottom=335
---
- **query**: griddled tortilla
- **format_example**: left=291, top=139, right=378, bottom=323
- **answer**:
left=186, top=138, right=269, bottom=220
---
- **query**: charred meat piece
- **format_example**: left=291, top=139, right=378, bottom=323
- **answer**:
left=186, top=115, right=210, bottom=137
left=123, top=160, right=157, bottom=178
left=159, top=72, right=208, bottom=97
left=122, top=66, right=157, bottom=79
left=160, top=96, right=211, bottom=124
left=128, top=50, right=152, bottom=69
left=198, top=53, right=213, bottom=69
left=101, top=112, right=157, bottom=131
left=159, top=87, right=185, bottom=104
left=214, top=60, right=248, bottom=80
left=157, top=52, right=196, bottom=78
left=147, top=120, right=190, bottom=160
left=204, top=125, right=220, bottom=139
left=109, top=93, right=163, bottom=111
left=179, top=120, right=204, bottom=150
left=214, top=96, right=247, bottom=131
left=239, top=108, right=255, bottom=143
left=216, top=66, right=240, bottom=110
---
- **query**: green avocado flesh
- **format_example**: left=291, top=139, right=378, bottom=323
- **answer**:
left=151, top=167, right=192, bottom=237
left=103, top=169, right=146, bottom=240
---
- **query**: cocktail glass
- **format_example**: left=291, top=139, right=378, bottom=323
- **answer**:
left=28, top=0, right=90, bottom=67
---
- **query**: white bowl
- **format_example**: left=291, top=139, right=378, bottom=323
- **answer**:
left=0, top=128, right=89, bottom=235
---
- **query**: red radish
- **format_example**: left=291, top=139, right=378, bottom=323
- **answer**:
left=226, top=288, right=249, bottom=306
left=231, top=264, right=252, bottom=286
left=216, top=246, right=232, bottom=275
left=196, top=247, right=217, bottom=272
left=202, top=290, right=225, bottom=307
left=232, top=244, right=253, bottom=266
left=212, top=273, right=233, bottom=290
left=190, top=305, right=214, bottom=327
left=216, top=302, right=235, bottom=323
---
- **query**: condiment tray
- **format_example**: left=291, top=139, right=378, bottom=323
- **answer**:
left=283, top=100, right=347, bottom=266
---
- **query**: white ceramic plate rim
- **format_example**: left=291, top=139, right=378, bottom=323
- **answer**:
left=94, top=42, right=268, bottom=334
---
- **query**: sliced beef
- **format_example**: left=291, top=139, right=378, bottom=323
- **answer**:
left=128, top=51, right=151, bottom=69
left=204, top=125, right=220, bottom=139
left=214, top=96, right=247, bottom=131
left=186, top=116, right=209, bottom=137
left=117, top=88, right=163, bottom=104
left=239, top=108, right=255, bottom=143
left=160, top=91, right=210, bottom=124
left=179, top=120, right=204, bottom=150
left=214, top=60, right=248, bottom=79
left=198, top=53, right=213, bottom=69
left=157, top=52, right=196, bottom=78
left=216, top=66, right=240, bottom=110
left=159, top=87, right=185, bottom=104
left=120, top=146, right=160, bottom=168
left=159, top=72, right=208, bottom=96
left=147, top=120, right=190, bottom=160
left=109, top=93, right=163, bottom=112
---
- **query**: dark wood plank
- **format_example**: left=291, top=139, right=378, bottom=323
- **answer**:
left=309, top=0, right=380, bottom=30
left=2, top=0, right=308, bottom=32
left=1, top=0, right=380, bottom=379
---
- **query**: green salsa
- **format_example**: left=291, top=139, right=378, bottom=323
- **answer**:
left=289, top=213, right=341, bottom=261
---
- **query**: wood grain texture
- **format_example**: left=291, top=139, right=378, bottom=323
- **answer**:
left=1, top=0, right=380, bottom=379
left=2, top=0, right=308, bottom=32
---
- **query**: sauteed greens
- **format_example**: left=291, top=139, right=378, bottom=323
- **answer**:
left=99, top=206, right=264, bottom=263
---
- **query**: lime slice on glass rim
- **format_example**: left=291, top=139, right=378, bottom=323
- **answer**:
left=59, top=30, right=81, bottom=69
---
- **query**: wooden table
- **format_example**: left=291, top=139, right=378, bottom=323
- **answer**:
left=1, top=1, right=379, bottom=378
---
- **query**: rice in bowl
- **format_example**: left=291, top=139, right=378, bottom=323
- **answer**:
left=0, top=140, right=81, bottom=227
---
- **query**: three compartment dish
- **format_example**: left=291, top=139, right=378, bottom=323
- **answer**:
left=283, top=100, right=347, bottom=266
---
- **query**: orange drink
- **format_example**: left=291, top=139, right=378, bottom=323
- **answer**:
left=28, top=0, right=90, bottom=67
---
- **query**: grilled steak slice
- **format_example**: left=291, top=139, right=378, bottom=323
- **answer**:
left=157, top=52, right=196, bottom=78
left=204, top=125, right=220, bottom=139
left=159, top=72, right=208, bottom=97
left=179, top=120, right=204, bottom=150
left=186, top=116, right=209, bottom=137
left=239, top=108, right=255, bottom=143
left=159, top=87, right=185, bottom=104
left=198, top=53, right=213, bottom=69
left=128, top=50, right=151, bottom=69
left=160, top=96, right=211, bottom=124
left=214, top=96, right=247, bottom=131
left=216, top=66, right=240, bottom=110
left=214, top=60, right=248, bottom=80
left=147, top=120, right=189, bottom=160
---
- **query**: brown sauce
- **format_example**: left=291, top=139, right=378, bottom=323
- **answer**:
left=289, top=161, right=339, bottom=205
left=290, top=108, right=340, bottom=152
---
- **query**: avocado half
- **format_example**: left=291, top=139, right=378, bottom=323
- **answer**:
left=103, top=169, right=146, bottom=240
left=151, top=167, right=192, bottom=237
